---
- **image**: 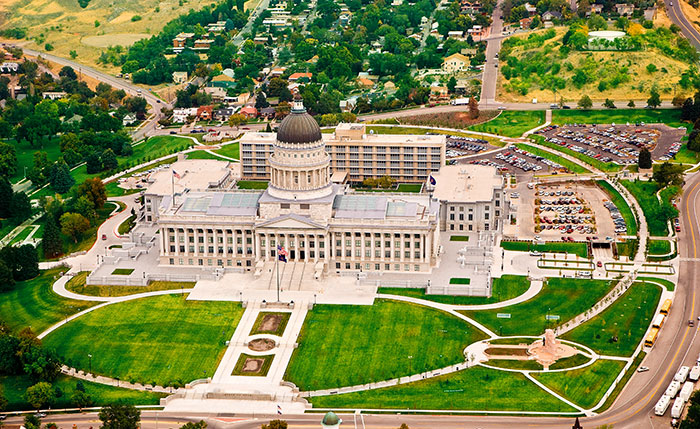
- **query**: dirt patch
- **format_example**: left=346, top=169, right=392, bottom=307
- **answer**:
left=248, top=338, right=276, bottom=352
left=241, top=358, right=264, bottom=373
left=82, top=33, right=149, bottom=48
left=259, top=314, right=282, bottom=332
left=398, top=110, right=499, bottom=129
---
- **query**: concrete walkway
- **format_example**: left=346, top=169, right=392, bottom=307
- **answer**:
left=524, top=372, right=586, bottom=414
left=453, top=280, right=543, bottom=311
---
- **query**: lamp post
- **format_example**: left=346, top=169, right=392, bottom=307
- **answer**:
left=88, top=354, right=92, bottom=374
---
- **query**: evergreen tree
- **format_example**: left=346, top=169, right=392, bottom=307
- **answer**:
left=10, top=192, right=31, bottom=220
left=0, top=260, right=15, bottom=292
left=101, top=149, right=118, bottom=170
left=638, top=148, right=652, bottom=169
left=86, top=152, right=102, bottom=174
left=447, top=76, right=457, bottom=93
left=0, top=177, right=13, bottom=218
left=99, top=404, right=141, bottom=429
left=13, top=245, right=39, bottom=281
left=42, top=215, right=63, bottom=259
left=50, top=162, right=75, bottom=194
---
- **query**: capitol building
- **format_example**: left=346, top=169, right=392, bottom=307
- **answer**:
left=153, top=98, right=506, bottom=278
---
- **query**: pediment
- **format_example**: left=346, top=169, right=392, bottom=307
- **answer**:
left=257, top=214, right=325, bottom=230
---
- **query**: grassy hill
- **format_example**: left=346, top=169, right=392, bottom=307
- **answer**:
left=496, top=27, right=695, bottom=103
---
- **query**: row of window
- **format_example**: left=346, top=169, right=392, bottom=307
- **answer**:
left=336, top=262, right=423, bottom=272
left=169, top=258, right=253, bottom=267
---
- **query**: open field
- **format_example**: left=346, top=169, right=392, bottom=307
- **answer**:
left=461, top=278, right=615, bottom=336
left=44, top=294, right=243, bottom=386
left=0, top=373, right=163, bottom=411
left=532, top=360, right=626, bottom=409
left=562, top=282, right=661, bottom=356
left=596, top=180, right=638, bottom=236
left=648, top=240, right=672, bottom=255
left=9, top=138, right=62, bottom=184
left=599, top=352, right=646, bottom=412
left=215, top=142, right=240, bottom=159
left=309, top=366, right=576, bottom=412
left=552, top=109, right=686, bottom=129
left=514, top=143, right=591, bottom=174
left=500, top=240, right=588, bottom=258
left=285, top=299, right=488, bottom=391
left=621, top=180, right=671, bottom=236
left=468, top=110, right=545, bottom=137
left=378, top=275, right=530, bottom=305
left=0, top=268, right=96, bottom=333
left=66, top=271, right=194, bottom=297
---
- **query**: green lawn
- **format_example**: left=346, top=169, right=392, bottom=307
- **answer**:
left=449, top=235, right=470, bottom=241
left=185, top=150, right=226, bottom=160
left=449, top=278, right=471, bottom=284
left=285, top=299, right=488, bottom=391
left=0, top=268, right=96, bottom=334
left=378, top=275, right=530, bottom=306
left=111, top=268, right=135, bottom=275
left=105, top=181, right=141, bottom=197
left=118, top=214, right=136, bottom=235
left=548, top=353, right=591, bottom=370
left=9, top=138, right=62, bottom=184
left=616, top=239, right=639, bottom=259
left=531, top=135, right=622, bottom=172
left=9, top=225, right=34, bottom=245
left=637, top=276, right=675, bottom=291
left=237, top=180, right=269, bottom=189
left=648, top=240, right=672, bottom=255
left=65, top=272, right=195, bottom=297
left=596, top=180, right=638, bottom=236
left=0, top=374, right=163, bottom=411
left=214, top=142, right=240, bottom=159
left=533, top=360, right=626, bottom=409
left=485, top=359, right=544, bottom=370
left=562, top=282, right=661, bottom=356
left=500, top=240, right=588, bottom=258
left=461, top=278, right=615, bottom=336
left=469, top=110, right=546, bottom=138
left=514, top=143, right=591, bottom=174
left=621, top=180, right=674, bottom=236
left=43, top=294, right=243, bottom=386
left=673, top=144, right=700, bottom=164
left=552, top=109, right=685, bottom=128
left=396, top=183, right=422, bottom=192
left=309, top=365, right=576, bottom=412
left=598, top=352, right=646, bottom=412
left=132, top=135, right=193, bottom=161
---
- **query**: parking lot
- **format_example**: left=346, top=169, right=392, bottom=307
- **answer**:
left=535, top=123, right=685, bottom=165
left=445, top=135, right=502, bottom=159
left=461, top=145, right=570, bottom=177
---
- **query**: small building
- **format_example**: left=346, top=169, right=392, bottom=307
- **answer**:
left=340, top=98, right=357, bottom=112
left=269, top=67, right=286, bottom=77
left=356, top=77, right=374, bottom=88
left=196, top=105, right=214, bottom=121
left=589, top=4, right=604, bottom=14
left=194, top=39, right=214, bottom=50
left=519, top=17, right=533, bottom=28
left=240, top=106, right=258, bottom=119
left=173, top=107, right=197, bottom=123
left=461, top=48, right=478, bottom=56
left=524, top=2, right=537, bottom=14
left=468, top=25, right=484, bottom=37
left=541, top=10, right=562, bottom=20
left=430, top=85, right=449, bottom=102
left=289, top=72, right=313, bottom=82
left=384, top=81, right=396, bottom=92
left=339, top=13, right=352, bottom=26
left=644, top=7, right=657, bottom=20
left=0, top=62, right=19, bottom=74
left=42, top=91, right=67, bottom=100
left=172, top=33, right=195, bottom=52
left=207, top=21, right=227, bottom=32
left=214, top=107, right=235, bottom=121
left=210, top=74, right=236, bottom=88
left=442, top=53, right=470, bottom=73
left=260, top=107, right=277, bottom=119
left=615, top=3, right=635, bottom=15
left=122, top=113, right=137, bottom=126
left=172, top=71, right=188, bottom=84
left=448, top=30, right=465, bottom=39
left=204, top=86, right=228, bottom=103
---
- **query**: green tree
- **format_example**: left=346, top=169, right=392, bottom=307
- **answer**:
left=50, top=162, right=75, bottom=194
left=578, top=95, right=592, bottom=109
left=0, top=261, right=14, bottom=292
left=603, top=99, right=616, bottom=109
left=638, top=148, right=652, bottom=169
left=628, top=100, right=635, bottom=108
left=647, top=89, right=661, bottom=108
left=99, top=404, right=141, bottom=429
left=447, top=76, right=457, bottom=93
left=86, top=152, right=102, bottom=174
left=683, top=390, right=700, bottom=428
left=10, top=191, right=31, bottom=220
left=653, top=162, right=685, bottom=187
left=261, top=421, right=287, bottom=429
left=71, top=389, right=92, bottom=410
left=24, top=414, right=41, bottom=429
left=101, top=149, right=118, bottom=170
left=69, top=50, right=78, bottom=59
left=0, top=385, right=8, bottom=411
left=646, top=63, right=657, bottom=74
left=42, top=215, right=63, bottom=259
left=180, top=421, right=207, bottom=429
left=0, top=141, right=17, bottom=177
left=74, top=196, right=97, bottom=224
left=228, top=114, right=247, bottom=129
left=60, top=212, right=90, bottom=243
left=0, top=177, right=12, bottom=218
left=78, top=178, right=107, bottom=209
left=27, top=152, right=52, bottom=187
left=25, top=382, right=54, bottom=410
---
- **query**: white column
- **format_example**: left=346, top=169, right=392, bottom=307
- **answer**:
left=255, top=233, right=261, bottom=261
left=426, top=232, right=433, bottom=265
left=294, top=234, right=300, bottom=261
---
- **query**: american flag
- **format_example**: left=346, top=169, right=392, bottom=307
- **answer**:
left=277, top=245, right=288, bottom=262
left=173, top=169, right=181, bottom=179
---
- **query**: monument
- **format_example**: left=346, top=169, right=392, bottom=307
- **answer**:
left=527, top=329, right=578, bottom=369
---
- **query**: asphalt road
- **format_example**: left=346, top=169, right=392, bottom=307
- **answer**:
left=480, top=0, right=505, bottom=103
left=666, top=0, right=700, bottom=50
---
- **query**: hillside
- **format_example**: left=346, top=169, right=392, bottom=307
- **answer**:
left=496, top=27, right=695, bottom=103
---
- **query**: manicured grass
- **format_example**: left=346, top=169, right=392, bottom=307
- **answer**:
left=378, top=275, right=530, bottom=305
left=532, top=359, right=625, bottom=409
left=231, top=353, right=274, bottom=376
left=598, top=351, right=646, bottom=412
left=9, top=225, right=34, bottom=245
left=621, top=180, right=672, bottom=236
left=616, top=239, right=638, bottom=259
left=214, top=142, right=240, bottom=159
left=285, top=299, right=488, bottom=391
left=185, top=150, right=226, bottom=160
left=118, top=214, right=136, bottom=235
left=548, top=353, right=591, bottom=370
left=65, top=272, right=195, bottom=297
left=449, top=278, right=471, bottom=284
left=514, top=143, right=591, bottom=174
left=0, top=268, right=97, bottom=334
left=673, top=144, right=700, bottom=164
left=469, top=110, right=546, bottom=138
left=648, top=240, right=672, bottom=255
left=10, top=138, right=62, bottom=184
left=132, top=135, right=193, bottom=161
left=531, top=135, right=622, bottom=172
left=237, top=180, right=269, bottom=189
left=105, top=181, right=141, bottom=197
left=596, top=180, right=638, bottom=236
left=485, top=360, right=543, bottom=370
left=396, top=183, right=422, bottom=192
left=461, top=278, right=615, bottom=336
left=309, top=366, right=576, bottom=412
left=449, top=235, right=470, bottom=241
left=250, top=311, right=291, bottom=336
left=500, top=240, right=588, bottom=258
left=44, top=294, right=244, bottom=386
left=562, top=282, right=661, bottom=356
left=0, top=374, right=163, bottom=411
left=111, top=268, right=135, bottom=275
left=552, top=109, right=685, bottom=128
left=48, top=202, right=120, bottom=260
left=638, top=276, right=675, bottom=291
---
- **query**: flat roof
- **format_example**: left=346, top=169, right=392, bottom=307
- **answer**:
left=240, top=127, right=446, bottom=146
left=333, top=194, right=428, bottom=219
left=430, top=164, right=502, bottom=203
left=177, top=192, right=262, bottom=216
left=146, top=159, right=233, bottom=196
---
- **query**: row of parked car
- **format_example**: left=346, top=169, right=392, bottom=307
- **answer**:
left=511, top=147, right=566, bottom=171
left=603, top=200, right=628, bottom=234
left=494, top=151, right=544, bottom=172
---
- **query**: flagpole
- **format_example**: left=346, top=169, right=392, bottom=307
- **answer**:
left=171, top=168, right=175, bottom=205
left=276, top=248, right=280, bottom=302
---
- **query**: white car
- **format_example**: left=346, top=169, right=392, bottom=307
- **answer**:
left=637, top=366, right=650, bottom=373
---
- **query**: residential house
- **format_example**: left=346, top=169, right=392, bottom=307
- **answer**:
left=173, top=108, right=197, bottom=123
left=384, top=81, right=396, bottom=92
left=269, top=67, right=286, bottom=78
left=204, top=86, right=228, bottom=103
left=196, top=105, right=214, bottom=121
left=172, top=71, right=188, bottom=84
left=339, top=13, right=352, bottom=26
left=207, top=21, right=227, bottom=32
left=431, top=22, right=440, bottom=33
left=442, top=53, right=470, bottom=73
left=467, top=25, right=484, bottom=37
left=288, top=72, right=312, bottom=83
left=240, top=106, right=258, bottom=119
left=262, top=17, right=290, bottom=28
left=42, top=91, right=67, bottom=100
left=448, top=31, right=465, bottom=39
left=0, top=62, right=19, bottom=74
left=222, top=68, right=236, bottom=79
left=172, top=32, right=195, bottom=52
left=122, top=113, right=137, bottom=126
left=214, top=107, right=235, bottom=121
left=524, top=2, right=537, bottom=15
left=460, top=48, right=478, bottom=56
left=589, top=4, right=604, bottom=14
left=430, top=85, right=449, bottom=103
left=461, top=0, right=482, bottom=14
left=210, top=74, right=236, bottom=88
left=644, top=7, right=656, bottom=20
left=340, top=97, right=357, bottom=112
left=519, top=17, right=533, bottom=28
left=260, top=107, right=277, bottom=119
left=194, top=39, right=214, bottom=50
left=356, top=77, right=375, bottom=89
left=235, top=92, right=252, bottom=106
left=615, top=3, right=634, bottom=15
left=541, top=10, right=562, bottom=20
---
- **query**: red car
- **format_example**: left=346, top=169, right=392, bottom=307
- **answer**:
left=101, top=234, right=107, bottom=240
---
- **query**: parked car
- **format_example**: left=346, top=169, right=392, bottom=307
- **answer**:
left=102, top=234, right=107, bottom=240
